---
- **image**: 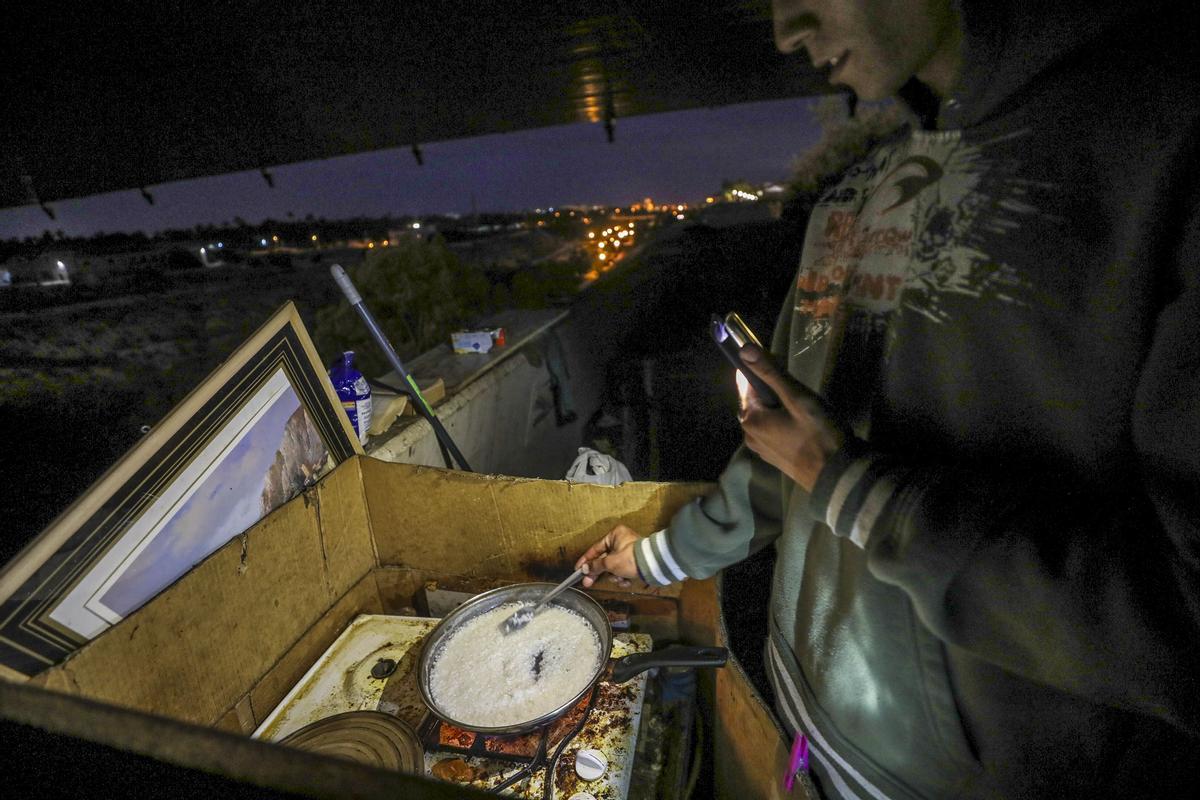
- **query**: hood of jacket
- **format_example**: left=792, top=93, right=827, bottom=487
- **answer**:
left=937, top=0, right=1144, bottom=130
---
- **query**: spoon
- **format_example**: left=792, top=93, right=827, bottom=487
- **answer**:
left=499, top=568, right=586, bottom=635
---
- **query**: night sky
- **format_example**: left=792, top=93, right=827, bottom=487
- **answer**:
left=0, top=97, right=821, bottom=240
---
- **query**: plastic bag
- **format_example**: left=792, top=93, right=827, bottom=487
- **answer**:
left=565, top=447, right=632, bottom=486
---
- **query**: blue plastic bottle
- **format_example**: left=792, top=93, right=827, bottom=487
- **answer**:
left=329, top=351, right=372, bottom=443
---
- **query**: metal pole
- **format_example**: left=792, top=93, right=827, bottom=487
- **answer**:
left=330, top=264, right=473, bottom=471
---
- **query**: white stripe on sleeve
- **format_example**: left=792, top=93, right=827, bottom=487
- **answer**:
left=848, top=476, right=899, bottom=549
left=825, top=458, right=874, bottom=531
left=652, top=530, right=688, bottom=581
left=638, top=536, right=671, bottom=585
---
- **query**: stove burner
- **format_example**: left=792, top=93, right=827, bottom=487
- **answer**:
left=371, top=658, right=397, bottom=679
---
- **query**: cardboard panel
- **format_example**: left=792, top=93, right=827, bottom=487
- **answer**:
left=679, top=576, right=721, bottom=647
left=316, top=456, right=378, bottom=596
left=246, top=570, right=383, bottom=733
left=360, top=458, right=710, bottom=590
left=713, top=658, right=801, bottom=799
left=373, top=566, right=432, bottom=614
left=30, top=458, right=376, bottom=727
left=681, top=577, right=803, bottom=800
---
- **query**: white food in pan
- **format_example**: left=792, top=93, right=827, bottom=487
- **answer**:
left=429, top=603, right=602, bottom=728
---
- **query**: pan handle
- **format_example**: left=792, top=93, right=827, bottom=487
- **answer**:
left=611, top=644, right=728, bottom=684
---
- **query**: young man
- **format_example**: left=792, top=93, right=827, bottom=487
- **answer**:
left=577, top=0, right=1200, bottom=797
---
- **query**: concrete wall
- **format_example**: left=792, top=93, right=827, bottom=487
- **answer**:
left=368, top=337, right=588, bottom=480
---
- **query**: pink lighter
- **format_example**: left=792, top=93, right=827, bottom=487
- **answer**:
left=784, top=732, right=810, bottom=792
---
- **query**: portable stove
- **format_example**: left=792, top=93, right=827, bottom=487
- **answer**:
left=254, top=614, right=650, bottom=798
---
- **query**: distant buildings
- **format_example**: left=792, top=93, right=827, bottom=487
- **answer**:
left=0, top=251, right=73, bottom=288
left=0, top=241, right=233, bottom=291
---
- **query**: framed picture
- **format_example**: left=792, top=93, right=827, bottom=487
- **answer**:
left=0, top=302, right=362, bottom=678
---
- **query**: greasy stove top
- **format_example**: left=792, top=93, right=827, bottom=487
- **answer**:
left=253, top=613, right=650, bottom=798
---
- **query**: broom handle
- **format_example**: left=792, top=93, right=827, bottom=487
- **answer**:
left=331, top=265, right=473, bottom=472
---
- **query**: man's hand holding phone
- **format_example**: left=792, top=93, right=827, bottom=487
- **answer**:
left=711, top=312, right=781, bottom=409
left=737, top=345, right=845, bottom=492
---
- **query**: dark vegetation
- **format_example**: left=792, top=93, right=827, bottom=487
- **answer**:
left=313, top=237, right=589, bottom=378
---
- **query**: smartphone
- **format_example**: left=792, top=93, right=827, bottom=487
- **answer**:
left=711, top=312, right=780, bottom=409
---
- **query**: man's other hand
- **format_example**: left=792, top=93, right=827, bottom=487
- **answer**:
left=739, top=345, right=845, bottom=492
left=574, top=524, right=642, bottom=588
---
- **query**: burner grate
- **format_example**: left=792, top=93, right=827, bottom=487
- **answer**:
left=420, top=688, right=597, bottom=763
left=422, top=689, right=600, bottom=796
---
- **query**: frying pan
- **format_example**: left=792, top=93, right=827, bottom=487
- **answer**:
left=417, top=582, right=727, bottom=735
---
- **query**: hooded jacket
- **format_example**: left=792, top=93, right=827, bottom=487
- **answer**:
left=634, top=1, right=1200, bottom=797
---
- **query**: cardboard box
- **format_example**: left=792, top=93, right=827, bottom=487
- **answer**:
left=2, top=458, right=799, bottom=798
left=451, top=330, right=493, bottom=354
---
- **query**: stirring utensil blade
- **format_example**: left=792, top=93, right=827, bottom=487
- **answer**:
left=499, top=568, right=586, bottom=635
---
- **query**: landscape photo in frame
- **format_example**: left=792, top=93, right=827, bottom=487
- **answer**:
left=0, top=302, right=362, bottom=677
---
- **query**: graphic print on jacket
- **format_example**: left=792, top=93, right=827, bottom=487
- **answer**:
left=791, top=129, right=1047, bottom=431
